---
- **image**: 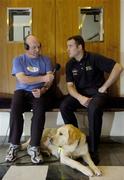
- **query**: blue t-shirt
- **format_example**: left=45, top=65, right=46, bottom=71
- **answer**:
left=12, top=54, right=53, bottom=91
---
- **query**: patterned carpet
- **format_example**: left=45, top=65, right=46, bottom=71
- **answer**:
left=90, top=166, right=124, bottom=180
left=2, top=165, right=124, bottom=180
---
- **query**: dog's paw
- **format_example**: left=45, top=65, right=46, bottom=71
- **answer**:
left=83, top=168, right=94, bottom=177
left=87, top=171, right=94, bottom=177
left=93, top=167, right=102, bottom=176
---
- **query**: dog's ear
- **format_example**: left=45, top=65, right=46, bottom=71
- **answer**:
left=67, top=125, right=85, bottom=145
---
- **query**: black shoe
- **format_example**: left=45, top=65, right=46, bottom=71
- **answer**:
left=90, top=152, right=100, bottom=165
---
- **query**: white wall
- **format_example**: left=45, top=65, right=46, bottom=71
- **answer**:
left=0, top=0, right=124, bottom=137
left=0, top=110, right=124, bottom=137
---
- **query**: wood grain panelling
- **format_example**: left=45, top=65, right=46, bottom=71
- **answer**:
left=55, top=0, right=75, bottom=93
left=0, top=0, right=120, bottom=95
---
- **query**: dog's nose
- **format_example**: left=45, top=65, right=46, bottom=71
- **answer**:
left=50, top=137, right=53, bottom=143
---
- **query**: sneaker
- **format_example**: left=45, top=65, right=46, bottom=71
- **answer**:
left=27, top=145, right=44, bottom=164
left=5, top=144, right=20, bottom=162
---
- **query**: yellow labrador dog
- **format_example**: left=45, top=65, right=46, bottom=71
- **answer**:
left=21, top=124, right=101, bottom=177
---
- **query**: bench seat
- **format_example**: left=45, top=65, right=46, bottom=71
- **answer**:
left=1, top=93, right=124, bottom=113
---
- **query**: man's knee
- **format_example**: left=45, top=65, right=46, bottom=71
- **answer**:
left=60, top=100, right=67, bottom=112
left=88, top=103, right=103, bottom=114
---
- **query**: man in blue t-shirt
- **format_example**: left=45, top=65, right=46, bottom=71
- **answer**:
left=5, top=35, right=54, bottom=164
left=60, top=35, right=123, bottom=165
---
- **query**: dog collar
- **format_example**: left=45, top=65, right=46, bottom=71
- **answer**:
left=57, top=147, right=64, bottom=154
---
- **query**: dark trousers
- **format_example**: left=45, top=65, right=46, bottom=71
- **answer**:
left=9, top=89, right=54, bottom=146
left=60, top=93, right=108, bottom=153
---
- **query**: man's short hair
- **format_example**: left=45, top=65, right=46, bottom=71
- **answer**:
left=67, top=35, right=85, bottom=50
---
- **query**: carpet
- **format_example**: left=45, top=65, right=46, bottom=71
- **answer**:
left=90, top=166, right=124, bottom=180
left=2, top=165, right=48, bottom=180
left=2, top=166, right=124, bottom=180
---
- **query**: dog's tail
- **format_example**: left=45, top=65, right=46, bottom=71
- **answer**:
left=20, top=138, right=30, bottom=150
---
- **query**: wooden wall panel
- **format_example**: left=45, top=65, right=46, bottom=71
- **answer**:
left=55, top=0, right=75, bottom=93
left=0, top=0, right=55, bottom=94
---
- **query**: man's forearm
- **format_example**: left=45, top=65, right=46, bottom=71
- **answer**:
left=102, top=63, right=123, bottom=90
left=67, top=83, right=91, bottom=107
left=20, top=75, right=46, bottom=84
left=16, top=73, right=54, bottom=84
left=67, top=83, right=86, bottom=101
